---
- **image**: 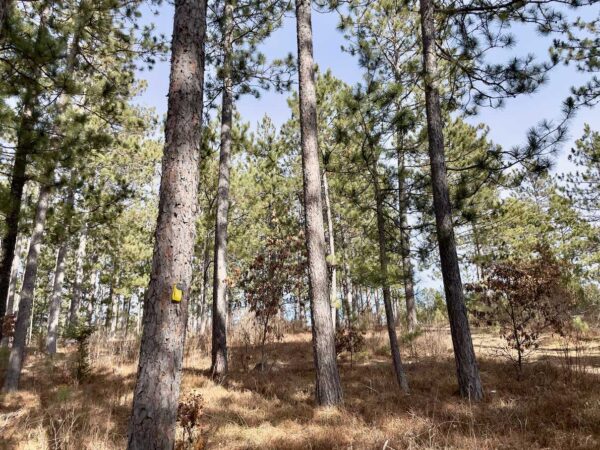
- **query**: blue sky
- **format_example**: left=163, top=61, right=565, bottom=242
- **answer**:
left=137, top=3, right=598, bottom=172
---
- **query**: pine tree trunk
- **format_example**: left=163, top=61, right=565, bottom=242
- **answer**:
left=113, top=294, right=120, bottom=334
left=322, top=170, right=337, bottom=330
left=419, top=0, right=483, bottom=401
left=295, top=0, right=343, bottom=406
left=46, top=185, right=76, bottom=353
left=341, top=233, right=353, bottom=325
left=0, top=234, right=26, bottom=348
left=373, top=171, right=410, bottom=393
left=46, top=244, right=67, bottom=354
left=199, top=232, right=211, bottom=335
left=0, top=6, right=50, bottom=341
left=6, top=234, right=26, bottom=314
left=0, top=0, right=11, bottom=36
left=68, top=226, right=87, bottom=329
left=0, top=102, right=37, bottom=342
left=374, top=288, right=382, bottom=324
left=397, top=144, right=418, bottom=332
left=3, top=185, right=51, bottom=392
left=105, top=272, right=115, bottom=330
left=211, top=0, right=233, bottom=378
left=127, top=0, right=207, bottom=447
left=89, top=269, right=100, bottom=326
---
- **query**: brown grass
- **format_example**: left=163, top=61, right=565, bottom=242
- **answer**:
left=1, top=327, right=599, bottom=449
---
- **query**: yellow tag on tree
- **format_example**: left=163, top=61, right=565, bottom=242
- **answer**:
left=171, top=284, right=183, bottom=303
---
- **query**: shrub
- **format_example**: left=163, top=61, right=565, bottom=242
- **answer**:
left=467, top=246, right=575, bottom=375
left=335, top=325, right=365, bottom=366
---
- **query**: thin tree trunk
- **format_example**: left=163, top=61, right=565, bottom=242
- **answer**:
left=373, top=171, right=409, bottom=393
left=46, top=183, right=77, bottom=353
left=0, top=6, right=50, bottom=341
left=46, top=244, right=67, bottom=354
left=3, top=185, right=51, bottom=392
left=295, top=0, right=343, bottom=406
left=472, top=221, right=485, bottom=281
left=374, top=288, right=382, bottom=324
left=0, top=99, right=38, bottom=342
left=211, top=0, right=233, bottom=379
left=112, top=294, right=120, bottom=334
left=125, top=295, right=132, bottom=336
left=6, top=234, right=26, bottom=315
left=341, top=232, right=353, bottom=325
left=419, top=0, right=483, bottom=401
left=68, top=225, right=87, bottom=329
left=105, top=271, right=115, bottom=330
left=397, top=143, right=418, bottom=332
left=199, top=232, right=211, bottom=335
left=89, top=269, right=100, bottom=326
left=322, top=170, right=338, bottom=330
left=127, top=0, right=207, bottom=447
left=0, top=234, right=27, bottom=347
left=0, top=0, right=11, bottom=36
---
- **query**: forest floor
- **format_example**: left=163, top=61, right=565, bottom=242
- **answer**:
left=1, top=325, right=599, bottom=449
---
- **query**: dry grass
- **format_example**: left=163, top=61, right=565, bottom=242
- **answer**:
left=1, top=326, right=599, bottom=449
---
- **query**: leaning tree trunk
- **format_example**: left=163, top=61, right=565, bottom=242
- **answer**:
left=7, top=234, right=26, bottom=314
left=0, top=234, right=27, bottom=348
left=322, top=169, right=337, bottom=330
left=68, top=225, right=87, bottom=329
left=295, top=0, right=343, bottom=406
left=0, top=5, right=50, bottom=341
left=419, top=0, right=483, bottom=401
left=0, top=97, right=39, bottom=342
left=397, top=144, right=418, bottom=332
left=373, top=169, right=410, bottom=393
left=46, top=186, right=76, bottom=353
left=211, top=0, right=233, bottom=379
left=3, top=185, right=51, bottom=392
left=46, top=244, right=67, bottom=354
left=127, top=0, right=207, bottom=448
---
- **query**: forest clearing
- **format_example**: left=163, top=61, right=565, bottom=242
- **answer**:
left=2, top=324, right=600, bottom=449
left=1, top=0, right=600, bottom=448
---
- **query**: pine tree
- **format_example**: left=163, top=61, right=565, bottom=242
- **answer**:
left=208, top=0, right=292, bottom=378
left=3, top=183, right=51, bottom=392
left=127, top=0, right=208, bottom=447
left=295, top=0, right=343, bottom=406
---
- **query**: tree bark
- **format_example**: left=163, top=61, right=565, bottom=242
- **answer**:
left=322, top=170, right=337, bottom=330
left=211, top=0, right=233, bottom=379
left=397, top=144, right=418, bottom=332
left=46, top=184, right=76, bottom=353
left=68, top=225, right=87, bottom=329
left=295, top=0, right=343, bottom=406
left=127, top=0, right=207, bottom=447
left=0, top=0, right=12, bottom=37
left=0, top=234, right=27, bottom=348
left=0, top=100, right=37, bottom=342
left=89, top=269, right=100, bottom=326
left=0, top=5, right=50, bottom=341
left=3, top=185, right=51, bottom=392
left=46, top=244, right=67, bottom=354
left=419, top=0, right=483, bottom=401
left=340, top=231, right=353, bottom=326
left=373, top=169, right=410, bottom=393
left=6, top=234, right=26, bottom=315
left=198, top=231, right=211, bottom=335
left=105, top=269, right=115, bottom=330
